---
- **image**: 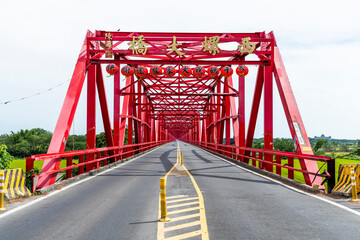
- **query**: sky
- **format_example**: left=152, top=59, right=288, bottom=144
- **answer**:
left=0, top=0, right=359, bottom=139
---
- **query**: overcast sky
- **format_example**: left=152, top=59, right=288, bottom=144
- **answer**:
left=0, top=0, right=359, bottom=139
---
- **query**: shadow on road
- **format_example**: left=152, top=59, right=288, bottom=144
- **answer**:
left=191, top=150, right=213, bottom=163
left=190, top=172, right=278, bottom=185
left=160, top=148, right=176, bottom=172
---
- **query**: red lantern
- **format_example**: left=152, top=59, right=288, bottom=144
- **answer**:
left=135, top=66, right=148, bottom=78
left=121, top=65, right=134, bottom=77
left=150, top=66, right=163, bottom=77
left=193, top=66, right=205, bottom=78
left=180, top=66, right=192, bottom=78
left=221, top=66, right=233, bottom=77
left=236, top=65, right=249, bottom=76
left=106, top=64, right=119, bottom=75
left=207, top=66, right=219, bottom=78
left=165, top=66, right=176, bottom=77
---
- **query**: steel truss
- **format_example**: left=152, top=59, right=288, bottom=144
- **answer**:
left=32, top=30, right=333, bottom=192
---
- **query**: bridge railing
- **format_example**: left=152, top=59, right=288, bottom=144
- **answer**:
left=26, top=140, right=169, bottom=191
left=188, top=141, right=334, bottom=193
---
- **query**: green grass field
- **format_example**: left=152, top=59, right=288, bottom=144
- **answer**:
left=246, top=157, right=360, bottom=186
left=9, top=158, right=77, bottom=172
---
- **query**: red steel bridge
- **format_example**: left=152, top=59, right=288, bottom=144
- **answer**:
left=4, top=30, right=360, bottom=240
left=25, top=30, right=335, bottom=191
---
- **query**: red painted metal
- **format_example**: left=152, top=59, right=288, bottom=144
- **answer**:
left=37, top=31, right=94, bottom=188
left=33, top=30, right=331, bottom=191
left=86, top=64, right=96, bottom=171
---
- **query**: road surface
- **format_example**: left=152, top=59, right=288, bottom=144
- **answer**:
left=1, top=141, right=360, bottom=239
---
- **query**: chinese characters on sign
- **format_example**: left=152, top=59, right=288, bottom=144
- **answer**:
left=168, top=36, right=185, bottom=55
left=128, top=35, right=150, bottom=55
left=123, top=35, right=256, bottom=55
left=105, top=33, right=113, bottom=58
left=202, top=36, right=220, bottom=55
left=237, top=37, right=256, bottom=54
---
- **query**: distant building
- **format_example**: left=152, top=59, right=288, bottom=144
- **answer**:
left=314, top=134, right=332, bottom=140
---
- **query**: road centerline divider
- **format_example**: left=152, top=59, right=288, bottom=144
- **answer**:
left=157, top=142, right=209, bottom=240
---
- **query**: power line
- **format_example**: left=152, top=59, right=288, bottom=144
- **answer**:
left=0, top=64, right=91, bottom=105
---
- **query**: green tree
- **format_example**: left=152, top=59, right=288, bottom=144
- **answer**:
left=273, top=138, right=296, bottom=153
left=0, top=144, right=14, bottom=169
left=4, top=128, right=52, bottom=157
left=96, top=132, right=107, bottom=148
left=314, top=139, right=327, bottom=153
left=65, top=134, right=86, bottom=151
left=339, top=143, right=349, bottom=152
left=253, top=140, right=263, bottom=149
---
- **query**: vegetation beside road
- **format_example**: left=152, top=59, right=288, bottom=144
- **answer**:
left=1, top=128, right=360, bottom=189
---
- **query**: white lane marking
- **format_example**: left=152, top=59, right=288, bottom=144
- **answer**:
left=191, top=143, right=360, bottom=217
left=0, top=144, right=168, bottom=220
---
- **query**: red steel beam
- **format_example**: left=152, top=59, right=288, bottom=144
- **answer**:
left=37, top=30, right=94, bottom=188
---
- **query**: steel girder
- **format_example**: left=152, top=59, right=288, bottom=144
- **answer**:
left=36, top=30, right=322, bottom=189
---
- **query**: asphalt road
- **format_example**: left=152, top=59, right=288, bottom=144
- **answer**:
left=1, top=141, right=360, bottom=240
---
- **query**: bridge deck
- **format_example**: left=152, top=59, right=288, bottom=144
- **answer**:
left=1, top=141, right=360, bottom=239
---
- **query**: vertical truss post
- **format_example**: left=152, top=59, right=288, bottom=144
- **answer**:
left=151, top=118, right=155, bottom=142
left=216, top=82, right=221, bottom=150
left=263, top=65, right=273, bottom=172
left=143, top=94, right=147, bottom=143
left=134, top=78, right=141, bottom=146
left=202, top=119, right=207, bottom=146
left=86, top=64, right=96, bottom=171
left=224, top=78, right=231, bottom=148
left=114, top=61, right=120, bottom=147
left=228, top=76, right=240, bottom=155
left=113, top=62, right=120, bottom=161
left=119, top=76, right=131, bottom=153
left=210, top=95, right=216, bottom=144
left=219, top=93, right=225, bottom=147
left=127, top=75, right=134, bottom=154
left=96, top=64, right=114, bottom=148
left=156, top=119, right=160, bottom=143
left=244, top=66, right=264, bottom=163
left=238, top=75, right=245, bottom=161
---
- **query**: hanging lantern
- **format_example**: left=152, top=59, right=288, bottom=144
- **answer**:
left=106, top=64, right=119, bottom=75
left=221, top=66, right=233, bottom=77
left=193, top=66, right=205, bottom=78
left=207, top=66, right=219, bottom=78
left=121, top=65, right=134, bottom=77
left=150, top=66, right=163, bottom=77
left=165, top=66, right=176, bottom=77
left=236, top=65, right=249, bottom=76
left=180, top=66, right=192, bottom=78
left=135, top=66, right=148, bottom=78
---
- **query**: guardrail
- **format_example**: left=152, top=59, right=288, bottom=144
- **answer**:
left=188, top=141, right=335, bottom=193
left=26, top=140, right=169, bottom=191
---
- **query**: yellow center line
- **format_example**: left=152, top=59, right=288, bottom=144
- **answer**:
left=157, top=141, right=209, bottom=240
left=164, top=142, right=180, bottom=180
left=158, top=141, right=181, bottom=240
left=182, top=164, right=209, bottom=240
